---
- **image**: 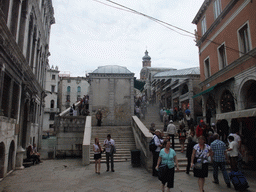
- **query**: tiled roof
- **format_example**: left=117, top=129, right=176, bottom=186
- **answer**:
left=154, top=67, right=200, bottom=77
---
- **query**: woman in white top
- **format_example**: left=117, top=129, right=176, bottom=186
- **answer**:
left=93, top=137, right=102, bottom=174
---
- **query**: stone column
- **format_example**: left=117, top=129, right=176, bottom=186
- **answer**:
left=15, top=146, right=25, bottom=170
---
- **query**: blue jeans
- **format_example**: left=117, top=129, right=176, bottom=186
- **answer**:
left=213, top=161, right=230, bottom=184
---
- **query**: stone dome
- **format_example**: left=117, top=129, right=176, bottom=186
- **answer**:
left=92, top=65, right=132, bottom=74
left=142, top=50, right=151, bottom=61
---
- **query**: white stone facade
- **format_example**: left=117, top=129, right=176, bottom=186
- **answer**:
left=0, top=0, right=54, bottom=178
left=43, top=65, right=59, bottom=133
left=89, top=66, right=134, bottom=126
left=58, top=77, right=90, bottom=112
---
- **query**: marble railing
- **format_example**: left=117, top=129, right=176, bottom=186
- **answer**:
left=82, top=116, right=92, bottom=165
left=131, top=116, right=153, bottom=172
left=55, top=116, right=86, bottom=133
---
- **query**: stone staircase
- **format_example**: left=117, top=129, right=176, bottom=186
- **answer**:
left=90, top=126, right=136, bottom=163
left=141, top=105, right=189, bottom=172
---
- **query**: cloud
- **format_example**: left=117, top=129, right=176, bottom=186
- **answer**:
left=49, top=0, right=205, bottom=77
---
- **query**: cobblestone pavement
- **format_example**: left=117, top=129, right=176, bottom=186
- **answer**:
left=1, top=159, right=256, bottom=192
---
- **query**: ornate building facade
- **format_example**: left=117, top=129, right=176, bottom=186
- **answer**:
left=193, top=0, right=256, bottom=167
left=0, top=0, right=55, bottom=178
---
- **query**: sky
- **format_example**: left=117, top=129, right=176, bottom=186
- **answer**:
left=49, top=0, right=205, bottom=78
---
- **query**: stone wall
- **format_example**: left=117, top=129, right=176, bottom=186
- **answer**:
left=90, top=74, right=134, bottom=126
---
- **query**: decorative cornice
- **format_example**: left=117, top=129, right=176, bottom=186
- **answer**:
left=192, top=0, right=211, bottom=24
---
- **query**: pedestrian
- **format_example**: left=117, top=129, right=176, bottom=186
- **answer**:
left=96, top=109, right=102, bottom=126
left=186, top=112, right=191, bottom=128
left=191, top=136, right=212, bottom=192
left=69, top=106, right=73, bottom=116
left=103, top=134, right=115, bottom=172
left=186, top=137, right=197, bottom=174
left=155, top=140, right=179, bottom=192
left=178, top=125, right=186, bottom=153
left=93, top=138, right=102, bottom=174
left=210, top=134, right=231, bottom=188
left=149, top=122, right=156, bottom=135
left=206, top=108, right=212, bottom=125
left=160, top=108, right=164, bottom=122
left=152, top=130, right=163, bottom=176
left=227, top=135, right=239, bottom=172
left=196, top=120, right=206, bottom=138
left=166, top=120, right=177, bottom=150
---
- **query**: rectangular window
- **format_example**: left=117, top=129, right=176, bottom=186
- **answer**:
left=52, top=74, right=55, bottom=80
left=51, top=85, right=55, bottom=93
left=201, top=16, right=207, bottom=35
left=11, top=82, right=20, bottom=119
left=238, top=24, right=251, bottom=55
left=218, top=44, right=227, bottom=70
left=66, top=95, right=70, bottom=102
left=204, top=58, right=210, bottom=79
left=214, top=0, right=222, bottom=19
left=1, top=73, right=11, bottom=117
left=49, top=113, right=55, bottom=120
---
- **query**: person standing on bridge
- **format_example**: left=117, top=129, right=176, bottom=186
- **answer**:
left=96, top=109, right=103, bottom=126
left=104, top=134, right=115, bottom=172
left=152, top=130, right=163, bottom=176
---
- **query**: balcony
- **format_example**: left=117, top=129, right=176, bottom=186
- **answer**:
left=44, top=108, right=60, bottom=113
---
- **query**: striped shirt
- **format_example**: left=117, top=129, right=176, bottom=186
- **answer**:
left=210, top=139, right=226, bottom=162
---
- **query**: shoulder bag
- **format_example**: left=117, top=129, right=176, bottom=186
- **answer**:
left=158, top=151, right=171, bottom=181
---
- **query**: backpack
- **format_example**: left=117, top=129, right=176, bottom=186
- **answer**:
left=149, top=136, right=157, bottom=152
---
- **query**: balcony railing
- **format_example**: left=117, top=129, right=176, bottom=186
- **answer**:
left=44, top=108, right=60, bottom=113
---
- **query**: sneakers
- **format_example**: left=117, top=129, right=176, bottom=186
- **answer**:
left=227, top=183, right=231, bottom=188
left=212, top=180, right=219, bottom=184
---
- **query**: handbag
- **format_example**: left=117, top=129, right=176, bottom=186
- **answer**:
left=194, top=151, right=204, bottom=170
left=158, top=164, right=168, bottom=181
left=158, top=151, right=171, bottom=181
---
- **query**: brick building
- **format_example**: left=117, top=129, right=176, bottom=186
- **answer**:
left=193, top=0, right=256, bottom=167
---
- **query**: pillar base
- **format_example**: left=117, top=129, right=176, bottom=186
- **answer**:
left=15, top=146, right=25, bottom=170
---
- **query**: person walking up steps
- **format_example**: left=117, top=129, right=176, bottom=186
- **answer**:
left=104, top=134, right=115, bottom=172
left=210, top=134, right=231, bottom=188
left=166, top=120, right=177, bottom=150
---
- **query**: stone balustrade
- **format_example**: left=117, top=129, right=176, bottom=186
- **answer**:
left=82, top=116, right=92, bottom=165
left=131, top=116, right=153, bottom=172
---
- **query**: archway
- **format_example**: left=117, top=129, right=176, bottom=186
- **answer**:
left=7, top=140, right=15, bottom=173
left=240, top=80, right=256, bottom=109
left=220, top=90, right=235, bottom=113
left=181, top=84, right=189, bottom=95
left=0, top=142, right=5, bottom=178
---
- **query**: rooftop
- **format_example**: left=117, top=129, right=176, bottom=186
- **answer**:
left=154, top=67, right=200, bottom=77
left=92, top=65, right=133, bottom=74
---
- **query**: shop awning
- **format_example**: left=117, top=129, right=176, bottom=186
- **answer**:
left=216, top=108, right=256, bottom=120
left=192, top=85, right=216, bottom=98
left=193, top=77, right=234, bottom=99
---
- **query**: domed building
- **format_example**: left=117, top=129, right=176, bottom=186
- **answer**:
left=89, top=65, right=134, bottom=126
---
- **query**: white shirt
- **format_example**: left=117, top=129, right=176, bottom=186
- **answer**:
left=104, top=139, right=115, bottom=153
left=167, top=123, right=177, bottom=135
left=93, top=144, right=100, bottom=154
left=153, top=135, right=163, bottom=152
left=229, top=133, right=241, bottom=143
left=73, top=110, right=77, bottom=116
left=228, top=141, right=239, bottom=157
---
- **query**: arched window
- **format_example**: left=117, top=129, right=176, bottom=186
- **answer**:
left=77, top=86, right=81, bottom=92
left=181, top=84, right=189, bottom=95
left=67, top=86, right=71, bottom=92
left=220, top=90, right=235, bottom=113
left=50, top=100, right=54, bottom=108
